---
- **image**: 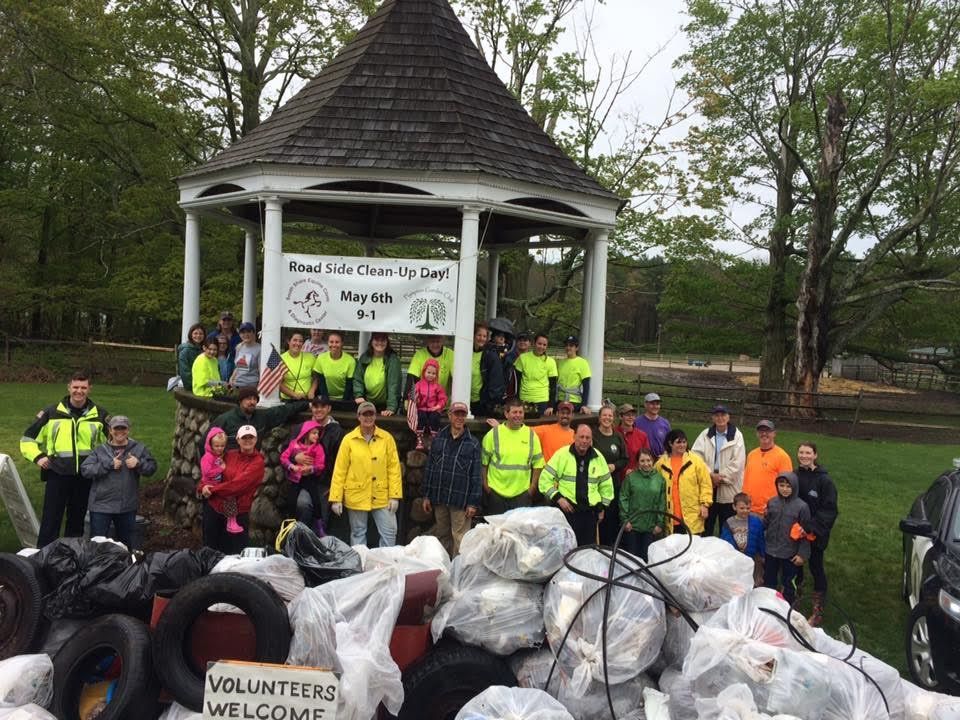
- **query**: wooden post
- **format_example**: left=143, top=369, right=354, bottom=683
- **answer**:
left=637, top=374, right=643, bottom=405
left=849, top=389, right=864, bottom=439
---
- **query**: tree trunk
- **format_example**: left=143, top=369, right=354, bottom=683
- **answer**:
left=499, top=250, right=534, bottom=324
left=790, top=92, right=847, bottom=413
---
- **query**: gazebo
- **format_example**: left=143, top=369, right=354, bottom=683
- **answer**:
left=176, top=0, right=622, bottom=410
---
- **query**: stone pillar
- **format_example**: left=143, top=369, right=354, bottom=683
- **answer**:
left=485, top=249, right=500, bottom=319
left=181, top=211, right=201, bottom=341
left=242, top=229, right=257, bottom=325
left=451, top=206, right=482, bottom=409
left=585, top=230, right=609, bottom=411
left=579, top=242, right=595, bottom=354
left=260, top=197, right=284, bottom=406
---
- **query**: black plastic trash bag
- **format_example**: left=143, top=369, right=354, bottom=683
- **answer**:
left=30, top=539, right=133, bottom=618
left=277, top=521, right=361, bottom=586
left=87, top=547, right=224, bottom=616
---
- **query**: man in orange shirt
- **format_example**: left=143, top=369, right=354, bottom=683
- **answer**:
left=534, top=401, right=576, bottom=462
left=742, top=419, right=793, bottom=515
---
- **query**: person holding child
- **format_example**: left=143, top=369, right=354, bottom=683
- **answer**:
left=411, top=358, right=448, bottom=449
left=199, top=427, right=243, bottom=535
left=656, top=429, right=712, bottom=535
left=280, top=420, right=327, bottom=533
left=80, top=415, right=157, bottom=549
left=762, top=471, right=811, bottom=605
left=720, top=492, right=766, bottom=586
left=619, top=447, right=666, bottom=560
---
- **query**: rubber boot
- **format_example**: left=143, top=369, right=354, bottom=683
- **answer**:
left=415, top=430, right=425, bottom=451
left=808, top=591, right=825, bottom=627
left=226, top=515, right=244, bottom=534
left=313, top=519, right=327, bottom=538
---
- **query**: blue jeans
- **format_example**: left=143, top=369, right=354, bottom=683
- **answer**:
left=347, top=507, right=397, bottom=547
left=89, top=511, right=137, bottom=549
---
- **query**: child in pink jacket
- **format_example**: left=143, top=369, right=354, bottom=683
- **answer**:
left=199, top=426, right=243, bottom=534
left=412, top=358, right=447, bottom=449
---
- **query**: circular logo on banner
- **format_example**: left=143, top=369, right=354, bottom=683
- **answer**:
left=286, top=278, right=330, bottom=325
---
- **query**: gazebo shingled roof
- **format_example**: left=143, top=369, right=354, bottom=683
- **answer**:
left=182, top=0, right=616, bottom=201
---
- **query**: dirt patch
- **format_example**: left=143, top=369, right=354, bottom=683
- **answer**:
left=139, top=481, right=201, bottom=553
left=739, top=375, right=916, bottom=395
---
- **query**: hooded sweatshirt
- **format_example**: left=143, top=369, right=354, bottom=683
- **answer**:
left=620, top=466, right=666, bottom=533
left=280, top=420, right=326, bottom=483
left=413, top=358, right=448, bottom=412
left=796, top=464, right=839, bottom=549
left=81, top=437, right=157, bottom=514
left=200, top=427, right=227, bottom=485
left=763, top=471, right=812, bottom=560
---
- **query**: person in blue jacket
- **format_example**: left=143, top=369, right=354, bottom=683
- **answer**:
left=721, top=491, right=766, bottom=586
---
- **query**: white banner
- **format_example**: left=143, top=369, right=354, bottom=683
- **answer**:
left=282, top=253, right=459, bottom=335
left=202, top=660, right=338, bottom=720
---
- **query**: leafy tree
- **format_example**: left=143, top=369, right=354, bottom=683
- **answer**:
left=680, top=0, right=960, bottom=401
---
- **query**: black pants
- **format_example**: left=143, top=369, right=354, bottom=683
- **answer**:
left=417, top=411, right=442, bottom=433
left=704, top=500, right=734, bottom=537
left=37, top=471, right=92, bottom=548
left=202, top=502, right=250, bottom=554
left=621, top=530, right=656, bottom=561
left=286, top=474, right=330, bottom=528
left=796, top=546, right=827, bottom=593
left=482, top=489, right=532, bottom=517
left=598, top=484, right=621, bottom=546
left=567, top=507, right=599, bottom=546
left=764, top=554, right=801, bottom=604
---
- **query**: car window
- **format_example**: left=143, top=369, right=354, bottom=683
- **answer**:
left=951, top=492, right=960, bottom=542
left=922, top=479, right=949, bottom=531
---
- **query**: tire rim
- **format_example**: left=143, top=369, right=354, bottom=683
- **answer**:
left=909, top=614, right=939, bottom=687
left=0, top=582, right=22, bottom=648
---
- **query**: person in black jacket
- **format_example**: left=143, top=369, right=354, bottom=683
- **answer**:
left=470, top=322, right=505, bottom=417
left=795, top=441, right=839, bottom=627
left=284, top=395, right=345, bottom=534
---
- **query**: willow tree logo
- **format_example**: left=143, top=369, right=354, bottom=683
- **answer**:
left=409, top=298, right=447, bottom=330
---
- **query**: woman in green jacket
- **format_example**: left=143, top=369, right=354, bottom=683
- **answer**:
left=178, top=322, right=206, bottom=390
left=353, top=332, right=402, bottom=415
left=620, top=447, right=666, bottom=560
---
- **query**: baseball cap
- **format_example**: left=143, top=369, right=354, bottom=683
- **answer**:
left=756, top=419, right=776, bottom=430
left=618, top=403, right=636, bottom=415
left=449, top=401, right=469, bottom=414
left=310, top=395, right=332, bottom=406
left=557, top=401, right=575, bottom=411
left=357, top=401, right=377, bottom=415
left=643, top=392, right=661, bottom=403
left=564, top=335, right=579, bottom=346
left=237, top=387, right=260, bottom=402
left=711, top=404, right=730, bottom=414
left=238, top=322, right=255, bottom=332
left=516, top=331, right=530, bottom=340
left=108, top=415, right=130, bottom=429
left=237, top=425, right=257, bottom=439
left=220, top=310, right=235, bottom=320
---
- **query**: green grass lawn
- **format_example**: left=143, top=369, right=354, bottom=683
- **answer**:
left=1, top=382, right=956, bottom=674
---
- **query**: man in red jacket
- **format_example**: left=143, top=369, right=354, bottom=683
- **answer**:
left=198, top=424, right=265, bottom=553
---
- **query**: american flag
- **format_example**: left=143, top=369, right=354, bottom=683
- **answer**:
left=406, top=388, right=419, bottom=433
left=258, top=345, right=288, bottom=397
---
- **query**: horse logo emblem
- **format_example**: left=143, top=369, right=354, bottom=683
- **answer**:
left=294, top=289, right=324, bottom=319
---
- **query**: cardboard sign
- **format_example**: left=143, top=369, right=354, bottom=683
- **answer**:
left=281, top=253, right=459, bottom=334
left=0, top=454, right=40, bottom=549
left=202, top=661, right=338, bottom=720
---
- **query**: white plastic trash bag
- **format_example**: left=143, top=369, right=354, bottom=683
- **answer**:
left=460, top=507, right=576, bottom=582
left=355, top=535, right=452, bottom=602
left=286, top=587, right=339, bottom=669
left=158, top=702, right=203, bottom=720
left=209, top=554, right=306, bottom=611
left=660, top=666, right=697, bottom=720
left=0, top=655, right=53, bottom=709
left=432, top=558, right=544, bottom=655
left=647, top=535, right=755, bottom=612
left=455, top=685, right=574, bottom=720
left=543, top=547, right=666, bottom=697
left=0, top=705, right=56, bottom=720
left=901, top=679, right=960, bottom=720
left=700, top=588, right=809, bottom=652
left=819, top=655, right=891, bottom=720
left=662, top=610, right=715, bottom=669
left=695, top=683, right=803, bottom=720
left=644, top=686, right=673, bottom=720
left=511, top=648, right=652, bottom=719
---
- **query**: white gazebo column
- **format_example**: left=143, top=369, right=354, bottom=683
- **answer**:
left=259, top=197, right=284, bottom=406
left=356, top=244, right=375, bottom=356
left=579, top=242, right=595, bottom=353
left=451, top=206, right=482, bottom=409
left=242, top=229, right=257, bottom=324
left=585, top=230, right=609, bottom=411
left=181, top=212, right=201, bottom=341
left=485, top=249, right=500, bottom=319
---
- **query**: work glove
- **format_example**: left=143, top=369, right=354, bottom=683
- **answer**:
left=331, top=502, right=343, bottom=516
left=388, top=499, right=399, bottom=513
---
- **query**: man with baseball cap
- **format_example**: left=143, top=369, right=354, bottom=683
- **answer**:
left=211, top=386, right=307, bottom=447
left=284, top=395, right=345, bottom=533
left=692, top=404, right=746, bottom=535
left=742, top=419, right=793, bottom=516
left=634, top=392, right=671, bottom=456
left=229, top=322, right=261, bottom=388
left=557, top=335, right=592, bottom=413
left=422, top=402, right=482, bottom=556
left=534, top=400, right=576, bottom=463
left=329, top=401, right=403, bottom=547
left=207, top=310, right=240, bottom=360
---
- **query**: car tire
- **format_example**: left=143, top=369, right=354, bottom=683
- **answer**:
left=0, top=553, right=48, bottom=660
left=398, top=641, right=516, bottom=720
left=152, top=572, right=291, bottom=712
left=51, top=613, right=159, bottom=720
left=906, top=603, right=943, bottom=691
